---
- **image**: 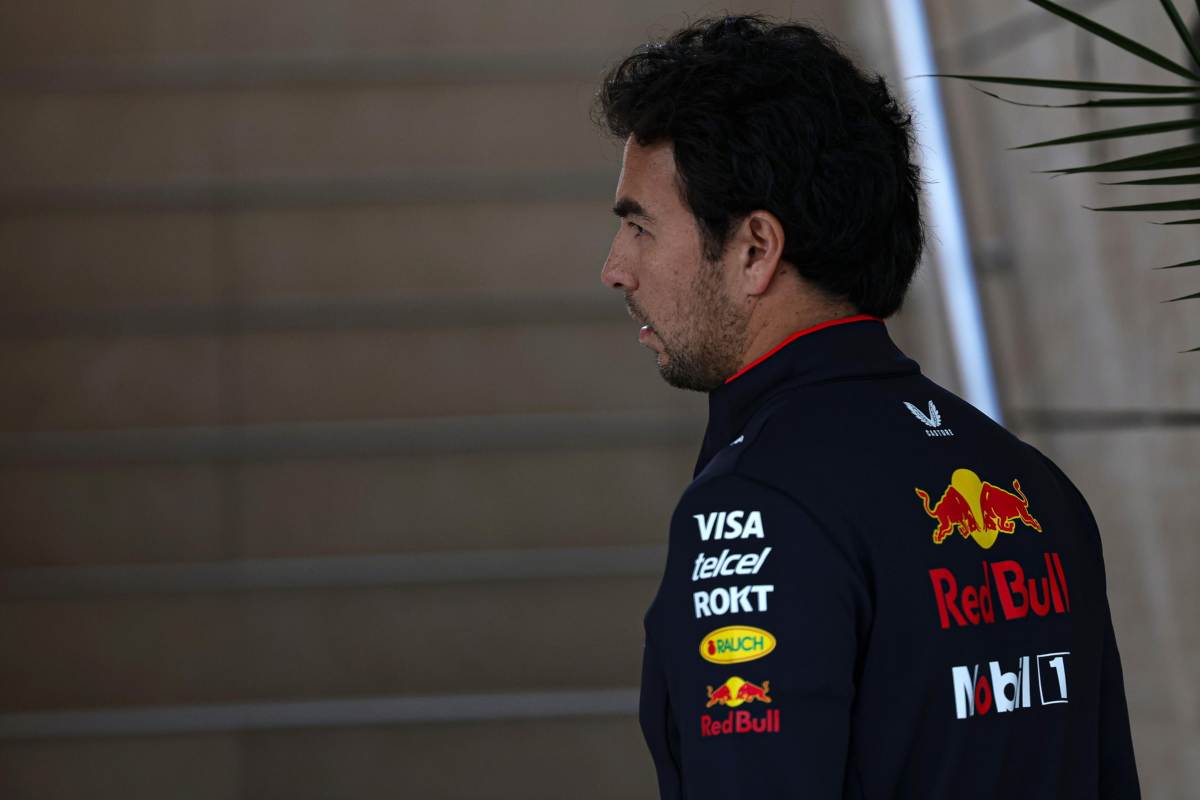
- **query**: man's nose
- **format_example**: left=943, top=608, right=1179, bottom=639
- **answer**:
left=601, top=244, right=636, bottom=291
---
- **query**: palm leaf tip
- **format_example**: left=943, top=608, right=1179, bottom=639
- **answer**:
left=1086, top=198, right=1200, bottom=212
left=1157, top=0, right=1200, bottom=74
left=1041, top=142, right=1200, bottom=174
left=1153, top=217, right=1200, bottom=224
left=924, top=72, right=1200, bottom=94
left=1010, top=118, right=1200, bottom=151
left=1027, top=0, right=1200, bottom=81
left=1152, top=257, right=1200, bottom=270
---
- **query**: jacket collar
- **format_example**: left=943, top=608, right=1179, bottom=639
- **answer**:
left=695, top=314, right=919, bottom=476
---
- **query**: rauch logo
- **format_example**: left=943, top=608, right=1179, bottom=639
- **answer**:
left=700, top=626, right=776, bottom=665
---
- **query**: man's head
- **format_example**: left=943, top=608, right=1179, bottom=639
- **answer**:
left=604, top=138, right=755, bottom=391
left=596, top=15, right=925, bottom=391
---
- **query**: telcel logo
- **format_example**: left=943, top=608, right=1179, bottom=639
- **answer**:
left=700, top=625, right=776, bottom=664
left=691, top=547, right=772, bottom=582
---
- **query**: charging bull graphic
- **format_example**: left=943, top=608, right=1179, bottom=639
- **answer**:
left=705, top=676, right=772, bottom=708
left=915, top=468, right=1042, bottom=550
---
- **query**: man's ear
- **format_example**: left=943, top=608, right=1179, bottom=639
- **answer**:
left=732, top=210, right=786, bottom=297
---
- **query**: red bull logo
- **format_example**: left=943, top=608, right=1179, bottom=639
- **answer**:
left=701, top=677, right=781, bottom=737
left=700, top=708, right=782, bottom=737
left=928, top=552, right=1070, bottom=629
left=704, top=676, right=772, bottom=707
left=915, top=468, right=1042, bottom=550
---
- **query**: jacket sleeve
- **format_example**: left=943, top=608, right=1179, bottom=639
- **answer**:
left=659, top=472, right=869, bottom=799
left=1098, top=601, right=1141, bottom=799
left=1085, top=507, right=1141, bottom=798
left=1031, top=445, right=1141, bottom=797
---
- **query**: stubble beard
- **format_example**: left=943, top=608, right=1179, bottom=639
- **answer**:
left=655, top=260, right=749, bottom=393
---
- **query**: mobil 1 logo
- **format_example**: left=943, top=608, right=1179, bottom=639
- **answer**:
left=952, top=650, right=1070, bottom=720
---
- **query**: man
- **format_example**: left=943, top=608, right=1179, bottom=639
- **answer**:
left=595, top=15, right=1140, bottom=799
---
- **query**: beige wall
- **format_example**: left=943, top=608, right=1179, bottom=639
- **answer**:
left=0, top=1, right=1194, bottom=798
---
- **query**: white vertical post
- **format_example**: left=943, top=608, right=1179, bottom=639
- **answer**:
left=882, top=0, right=1004, bottom=423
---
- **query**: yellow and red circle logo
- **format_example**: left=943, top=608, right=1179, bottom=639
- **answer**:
left=699, top=625, right=776, bottom=664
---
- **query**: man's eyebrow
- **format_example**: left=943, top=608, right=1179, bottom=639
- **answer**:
left=612, top=197, right=656, bottom=223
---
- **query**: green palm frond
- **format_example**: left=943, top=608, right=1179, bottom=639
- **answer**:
left=971, top=86, right=1200, bottom=107
left=1151, top=257, right=1200, bottom=269
left=1159, top=0, right=1200, bottom=70
left=1084, top=197, right=1200, bottom=211
left=924, top=73, right=1198, bottom=93
left=1040, top=142, right=1200, bottom=174
left=932, top=0, right=1200, bottom=351
left=1102, top=172, right=1200, bottom=184
left=1010, top=117, right=1200, bottom=149
left=1026, top=0, right=1199, bottom=80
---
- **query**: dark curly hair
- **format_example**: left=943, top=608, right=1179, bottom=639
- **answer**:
left=596, top=15, right=926, bottom=318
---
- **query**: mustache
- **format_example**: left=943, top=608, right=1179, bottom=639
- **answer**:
left=625, top=295, right=653, bottom=328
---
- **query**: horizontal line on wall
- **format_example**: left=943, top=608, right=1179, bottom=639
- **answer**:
left=0, top=2, right=1122, bottom=94
left=0, top=51, right=616, bottom=92
left=3, top=407, right=1190, bottom=468
left=3, top=406, right=1192, bottom=467
left=0, top=544, right=667, bottom=599
left=1010, top=408, right=1200, bottom=432
left=0, top=291, right=617, bottom=337
left=0, top=169, right=614, bottom=213
left=0, top=410, right=703, bottom=465
left=0, top=687, right=639, bottom=739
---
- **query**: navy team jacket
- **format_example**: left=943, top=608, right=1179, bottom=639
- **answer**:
left=639, top=314, right=1140, bottom=799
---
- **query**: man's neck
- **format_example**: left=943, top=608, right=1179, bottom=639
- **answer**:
left=733, top=303, right=862, bottom=379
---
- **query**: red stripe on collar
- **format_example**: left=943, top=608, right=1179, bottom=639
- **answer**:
left=723, top=313, right=882, bottom=384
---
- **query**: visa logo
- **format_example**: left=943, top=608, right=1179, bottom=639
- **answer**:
left=694, top=510, right=765, bottom=541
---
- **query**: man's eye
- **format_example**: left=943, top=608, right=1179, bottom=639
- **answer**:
left=627, top=221, right=647, bottom=237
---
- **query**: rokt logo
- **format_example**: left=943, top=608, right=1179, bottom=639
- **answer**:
left=915, top=468, right=1042, bottom=550
left=693, top=584, right=774, bottom=618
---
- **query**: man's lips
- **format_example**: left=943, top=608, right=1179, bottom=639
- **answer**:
left=625, top=298, right=658, bottom=347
